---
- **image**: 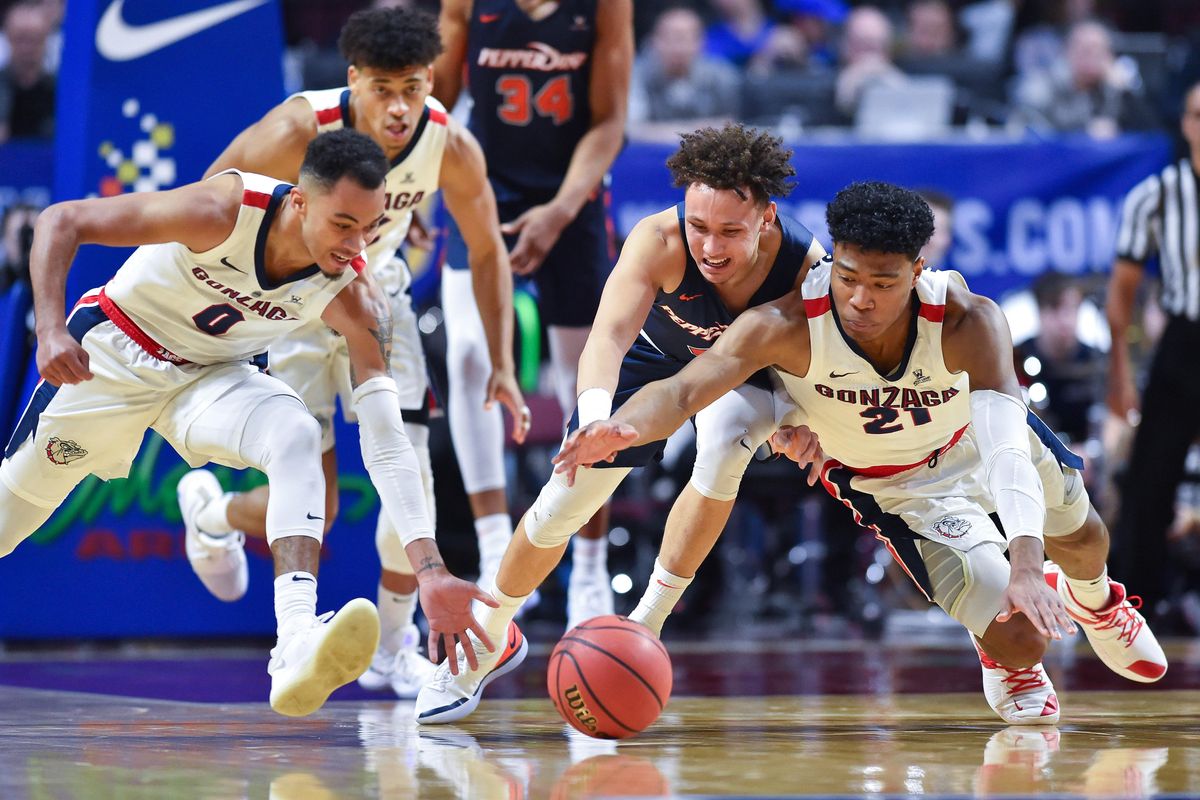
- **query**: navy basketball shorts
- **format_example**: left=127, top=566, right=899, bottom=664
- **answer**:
left=444, top=191, right=614, bottom=327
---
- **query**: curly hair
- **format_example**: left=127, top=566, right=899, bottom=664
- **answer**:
left=826, top=182, right=934, bottom=260
left=300, top=129, right=388, bottom=191
left=338, top=7, right=443, bottom=71
left=666, top=124, right=795, bottom=205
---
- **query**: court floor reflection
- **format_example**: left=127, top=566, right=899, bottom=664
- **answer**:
left=1, top=686, right=1195, bottom=798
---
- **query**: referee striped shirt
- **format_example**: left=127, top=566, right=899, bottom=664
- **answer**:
left=1116, top=157, right=1200, bottom=320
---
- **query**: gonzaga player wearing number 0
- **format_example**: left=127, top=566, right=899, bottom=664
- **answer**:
left=554, top=182, right=1167, bottom=725
left=0, top=130, right=495, bottom=718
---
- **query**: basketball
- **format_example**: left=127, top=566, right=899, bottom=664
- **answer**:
left=547, top=615, right=673, bottom=739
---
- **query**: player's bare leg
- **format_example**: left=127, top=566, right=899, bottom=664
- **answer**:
left=629, top=485, right=735, bottom=636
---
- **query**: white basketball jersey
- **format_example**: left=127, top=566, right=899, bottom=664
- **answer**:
left=296, top=88, right=449, bottom=293
left=775, top=263, right=972, bottom=473
left=103, top=171, right=361, bottom=366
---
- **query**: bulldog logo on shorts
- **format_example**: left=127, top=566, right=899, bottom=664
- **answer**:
left=45, top=437, right=87, bottom=465
left=932, top=515, right=970, bottom=540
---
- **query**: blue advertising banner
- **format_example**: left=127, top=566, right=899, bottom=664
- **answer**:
left=609, top=134, right=1173, bottom=302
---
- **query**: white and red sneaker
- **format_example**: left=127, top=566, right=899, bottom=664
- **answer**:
left=974, top=639, right=1060, bottom=724
left=1044, top=562, right=1168, bottom=683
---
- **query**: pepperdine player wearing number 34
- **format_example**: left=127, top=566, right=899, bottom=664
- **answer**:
left=0, top=129, right=495, bottom=718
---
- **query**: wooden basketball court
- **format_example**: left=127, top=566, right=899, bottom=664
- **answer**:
left=0, top=636, right=1196, bottom=798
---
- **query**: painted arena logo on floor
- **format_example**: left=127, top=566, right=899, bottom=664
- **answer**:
left=931, top=516, right=971, bottom=540
left=563, top=684, right=598, bottom=732
left=45, top=437, right=87, bottom=465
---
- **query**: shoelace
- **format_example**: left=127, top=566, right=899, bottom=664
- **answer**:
left=1092, top=594, right=1145, bottom=647
left=1000, top=664, right=1048, bottom=695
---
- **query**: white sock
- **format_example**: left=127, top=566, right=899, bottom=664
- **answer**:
left=629, top=559, right=693, bottom=636
left=1065, top=566, right=1112, bottom=610
left=378, top=585, right=418, bottom=654
left=196, top=492, right=235, bottom=534
left=572, top=535, right=607, bottom=574
left=476, top=513, right=512, bottom=562
left=474, top=583, right=529, bottom=654
left=274, top=572, right=317, bottom=639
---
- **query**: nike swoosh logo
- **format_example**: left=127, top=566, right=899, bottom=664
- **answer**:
left=220, top=257, right=247, bottom=274
left=829, top=371, right=858, bottom=379
left=305, top=512, right=323, bottom=521
left=679, top=293, right=702, bottom=301
left=291, top=575, right=315, bottom=583
left=96, top=0, right=270, bottom=62
left=480, top=13, right=501, bottom=22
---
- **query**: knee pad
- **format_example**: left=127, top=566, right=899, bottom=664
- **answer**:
left=241, top=397, right=325, bottom=546
left=0, top=480, right=55, bottom=558
left=690, top=385, right=778, bottom=502
left=375, top=512, right=415, bottom=574
left=524, top=466, right=630, bottom=549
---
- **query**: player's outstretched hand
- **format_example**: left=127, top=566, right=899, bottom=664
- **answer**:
left=551, top=421, right=639, bottom=487
left=418, top=572, right=500, bottom=675
left=501, top=202, right=572, bottom=276
left=485, top=367, right=531, bottom=445
left=997, top=567, right=1077, bottom=641
left=37, top=328, right=93, bottom=386
left=769, top=424, right=826, bottom=486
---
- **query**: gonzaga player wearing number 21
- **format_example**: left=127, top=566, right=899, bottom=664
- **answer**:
left=0, top=130, right=495, bottom=718
left=554, top=182, right=1168, bottom=726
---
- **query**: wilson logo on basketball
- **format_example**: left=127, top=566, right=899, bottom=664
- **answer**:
left=563, top=684, right=598, bottom=732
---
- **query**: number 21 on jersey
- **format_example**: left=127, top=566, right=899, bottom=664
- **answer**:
left=496, top=74, right=572, bottom=125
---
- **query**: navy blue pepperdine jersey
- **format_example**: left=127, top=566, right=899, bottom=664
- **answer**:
left=638, top=204, right=815, bottom=365
left=465, top=0, right=596, bottom=201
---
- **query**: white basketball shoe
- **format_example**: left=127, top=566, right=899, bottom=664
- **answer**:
left=356, top=624, right=437, bottom=698
left=178, top=469, right=248, bottom=602
left=414, top=622, right=528, bottom=724
left=973, top=639, right=1060, bottom=725
left=567, top=567, right=614, bottom=630
left=1043, top=562, right=1168, bottom=683
left=268, top=598, right=380, bottom=717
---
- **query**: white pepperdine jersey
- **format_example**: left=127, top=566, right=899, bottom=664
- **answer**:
left=296, top=88, right=449, bottom=294
left=102, top=170, right=363, bottom=366
left=774, top=263, right=972, bottom=475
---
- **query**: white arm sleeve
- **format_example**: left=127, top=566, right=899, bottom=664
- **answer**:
left=352, top=376, right=434, bottom=546
left=970, top=389, right=1045, bottom=543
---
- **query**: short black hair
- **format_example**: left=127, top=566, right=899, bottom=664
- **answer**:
left=299, top=129, right=388, bottom=192
left=666, top=124, right=795, bottom=206
left=1031, top=271, right=1080, bottom=309
left=338, top=7, right=442, bottom=72
left=826, top=181, right=934, bottom=261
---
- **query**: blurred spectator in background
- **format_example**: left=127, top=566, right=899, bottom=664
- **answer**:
left=1106, top=80, right=1200, bottom=628
left=917, top=188, right=954, bottom=266
left=1015, top=19, right=1156, bottom=136
left=902, top=0, right=958, bottom=60
left=773, top=0, right=847, bottom=70
left=0, top=202, right=36, bottom=292
left=0, top=0, right=60, bottom=75
left=629, top=6, right=741, bottom=138
left=834, top=6, right=906, bottom=121
left=1013, top=272, right=1103, bottom=447
left=705, top=0, right=775, bottom=68
left=0, top=1, right=55, bottom=143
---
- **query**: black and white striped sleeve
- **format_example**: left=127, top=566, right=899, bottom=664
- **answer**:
left=1115, top=171, right=1164, bottom=264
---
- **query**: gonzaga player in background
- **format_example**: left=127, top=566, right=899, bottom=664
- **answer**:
left=181, top=7, right=526, bottom=700
left=0, top=130, right=495, bottom=718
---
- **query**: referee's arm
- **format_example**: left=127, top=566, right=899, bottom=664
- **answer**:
left=1106, top=257, right=1146, bottom=421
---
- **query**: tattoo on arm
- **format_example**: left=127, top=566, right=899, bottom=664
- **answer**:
left=349, top=308, right=393, bottom=389
left=416, top=556, right=445, bottom=574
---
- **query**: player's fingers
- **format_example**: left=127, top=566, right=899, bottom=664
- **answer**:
left=469, top=620, right=495, bottom=653
left=565, top=464, right=578, bottom=487
left=442, top=634, right=460, bottom=675
left=461, top=634, right=480, bottom=671
left=427, top=630, right=439, bottom=663
left=473, top=586, right=500, bottom=609
left=512, top=404, right=532, bottom=444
